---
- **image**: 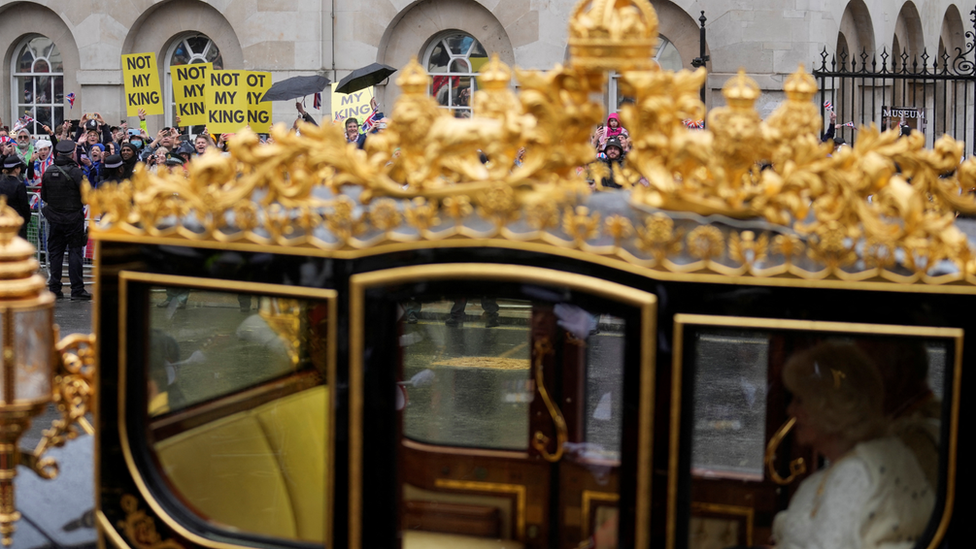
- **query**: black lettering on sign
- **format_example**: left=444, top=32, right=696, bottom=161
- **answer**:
left=214, top=91, right=238, bottom=105
left=209, top=110, right=246, bottom=124
left=125, top=55, right=152, bottom=70
left=175, top=65, right=207, bottom=80
left=210, top=73, right=240, bottom=87
left=183, top=84, right=205, bottom=98
left=245, top=73, right=267, bottom=87
left=127, top=91, right=160, bottom=105
left=247, top=111, right=270, bottom=124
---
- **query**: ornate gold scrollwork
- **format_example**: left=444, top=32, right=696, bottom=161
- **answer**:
left=118, top=494, right=184, bottom=549
left=25, top=332, right=97, bottom=481
left=531, top=338, right=568, bottom=462
left=764, top=417, right=807, bottom=485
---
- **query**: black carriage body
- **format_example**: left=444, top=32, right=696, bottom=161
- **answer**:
left=93, top=236, right=969, bottom=549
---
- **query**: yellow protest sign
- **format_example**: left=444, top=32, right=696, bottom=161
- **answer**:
left=171, top=63, right=211, bottom=126
left=330, top=83, right=374, bottom=125
left=245, top=71, right=272, bottom=133
left=122, top=53, right=164, bottom=117
left=206, top=70, right=248, bottom=133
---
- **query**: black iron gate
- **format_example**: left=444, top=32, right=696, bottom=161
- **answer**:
left=813, top=8, right=976, bottom=155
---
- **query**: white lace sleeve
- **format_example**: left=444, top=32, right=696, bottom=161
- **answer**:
left=807, top=457, right=873, bottom=549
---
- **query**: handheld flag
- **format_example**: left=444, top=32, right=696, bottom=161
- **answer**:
left=823, top=100, right=833, bottom=112
left=67, top=92, right=75, bottom=109
left=313, top=92, right=322, bottom=111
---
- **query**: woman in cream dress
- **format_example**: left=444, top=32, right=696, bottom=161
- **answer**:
left=772, top=342, right=935, bottom=549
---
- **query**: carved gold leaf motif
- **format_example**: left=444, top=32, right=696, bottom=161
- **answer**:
left=84, top=0, right=976, bottom=288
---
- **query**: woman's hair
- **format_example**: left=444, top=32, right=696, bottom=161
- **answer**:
left=783, top=340, right=886, bottom=444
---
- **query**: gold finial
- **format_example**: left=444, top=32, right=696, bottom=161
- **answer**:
left=722, top=69, right=760, bottom=108
left=0, top=197, right=47, bottom=298
left=396, top=57, right=429, bottom=94
left=478, top=55, right=512, bottom=90
left=568, top=0, right=659, bottom=72
left=0, top=197, right=21, bottom=247
left=783, top=64, right=818, bottom=102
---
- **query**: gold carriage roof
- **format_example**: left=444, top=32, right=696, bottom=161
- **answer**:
left=86, top=0, right=976, bottom=290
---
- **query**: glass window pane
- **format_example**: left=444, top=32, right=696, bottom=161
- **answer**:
left=36, top=76, right=51, bottom=102
left=147, top=288, right=328, bottom=413
left=17, top=77, right=33, bottom=105
left=13, top=308, right=53, bottom=402
left=401, top=298, right=531, bottom=450
left=691, top=330, right=769, bottom=477
left=432, top=76, right=452, bottom=106
left=171, top=45, right=190, bottom=66
left=584, top=314, right=625, bottom=461
left=427, top=43, right=449, bottom=72
left=33, top=59, right=50, bottom=74
left=49, top=49, right=63, bottom=72
left=18, top=49, right=34, bottom=73
left=655, top=39, right=683, bottom=72
left=187, top=35, right=209, bottom=54
left=447, top=34, right=472, bottom=55
left=450, top=59, right=470, bottom=73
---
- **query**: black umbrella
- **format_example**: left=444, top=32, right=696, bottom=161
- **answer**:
left=335, top=63, right=397, bottom=94
left=260, top=75, right=331, bottom=102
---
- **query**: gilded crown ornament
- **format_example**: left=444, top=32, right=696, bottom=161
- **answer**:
left=568, top=0, right=659, bottom=72
left=84, top=0, right=976, bottom=288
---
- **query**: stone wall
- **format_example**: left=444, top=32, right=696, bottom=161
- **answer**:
left=0, top=0, right=970, bottom=133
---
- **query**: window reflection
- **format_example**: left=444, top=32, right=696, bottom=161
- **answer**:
left=397, top=295, right=627, bottom=548
left=147, top=286, right=330, bottom=544
left=682, top=321, right=954, bottom=549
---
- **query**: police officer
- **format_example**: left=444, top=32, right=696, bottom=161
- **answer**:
left=40, top=139, right=91, bottom=300
left=0, top=155, right=31, bottom=239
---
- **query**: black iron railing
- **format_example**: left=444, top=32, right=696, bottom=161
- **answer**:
left=813, top=8, right=976, bottom=155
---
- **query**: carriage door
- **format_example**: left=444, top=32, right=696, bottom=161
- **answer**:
left=351, top=265, right=657, bottom=549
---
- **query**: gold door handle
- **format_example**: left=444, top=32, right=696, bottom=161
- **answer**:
left=765, top=417, right=806, bottom=485
left=532, top=338, right=567, bottom=462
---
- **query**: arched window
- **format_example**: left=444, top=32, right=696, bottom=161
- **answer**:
left=607, top=36, right=682, bottom=113
left=11, top=36, right=64, bottom=135
left=424, top=32, right=489, bottom=118
left=165, top=34, right=223, bottom=133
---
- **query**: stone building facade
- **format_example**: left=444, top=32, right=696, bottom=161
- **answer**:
left=1, top=0, right=971, bottom=135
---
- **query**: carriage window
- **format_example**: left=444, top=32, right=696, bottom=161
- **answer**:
left=144, top=284, right=332, bottom=544
left=678, top=317, right=958, bottom=549
left=393, top=290, right=644, bottom=549
left=400, top=298, right=533, bottom=451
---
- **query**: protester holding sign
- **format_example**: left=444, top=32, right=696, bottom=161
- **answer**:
left=171, top=63, right=211, bottom=127
left=122, top=53, right=164, bottom=117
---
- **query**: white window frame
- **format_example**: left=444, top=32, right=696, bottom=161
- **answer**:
left=11, top=35, right=64, bottom=137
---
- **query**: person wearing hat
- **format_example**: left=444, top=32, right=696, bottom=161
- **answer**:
left=40, top=139, right=90, bottom=301
left=119, top=142, right=140, bottom=180
left=163, top=153, right=186, bottom=175
left=0, top=156, right=31, bottom=239
left=27, top=138, right=54, bottom=186
left=100, top=154, right=125, bottom=185
left=599, top=136, right=626, bottom=189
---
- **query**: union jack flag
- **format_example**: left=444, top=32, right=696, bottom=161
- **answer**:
left=11, top=114, right=34, bottom=133
left=313, top=92, right=321, bottom=110
left=823, top=100, right=833, bottom=111
left=843, top=121, right=856, bottom=128
left=362, top=108, right=380, bottom=133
